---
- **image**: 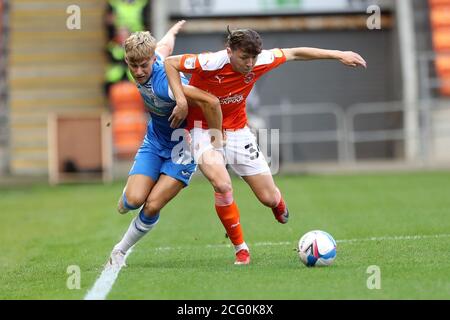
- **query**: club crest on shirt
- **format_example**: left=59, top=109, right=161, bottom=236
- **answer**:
left=244, top=72, right=255, bottom=84
left=138, top=83, right=174, bottom=116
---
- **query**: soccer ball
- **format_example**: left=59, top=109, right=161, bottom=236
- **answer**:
left=297, top=230, right=337, bottom=267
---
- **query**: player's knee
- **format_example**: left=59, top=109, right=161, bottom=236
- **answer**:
left=123, top=192, right=145, bottom=210
left=258, top=190, right=279, bottom=208
left=212, top=180, right=232, bottom=194
left=142, top=200, right=162, bottom=216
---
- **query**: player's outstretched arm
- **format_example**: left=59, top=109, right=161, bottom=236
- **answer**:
left=156, top=20, right=186, bottom=59
left=282, top=47, right=367, bottom=68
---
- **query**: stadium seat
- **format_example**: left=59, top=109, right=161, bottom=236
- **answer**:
left=431, top=29, right=450, bottom=51
left=429, top=0, right=450, bottom=96
left=430, top=7, right=450, bottom=28
left=439, top=80, right=450, bottom=95
left=112, top=109, right=146, bottom=134
left=429, top=0, right=450, bottom=7
left=112, top=109, right=147, bottom=159
left=435, top=55, right=450, bottom=75
left=109, top=81, right=144, bottom=111
left=109, top=81, right=147, bottom=158
left=435, top=55, right=450, bottom=96
left=114, top=133, right=146, bottom=158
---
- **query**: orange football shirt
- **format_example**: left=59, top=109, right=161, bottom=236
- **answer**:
left=179, top=49, right=287, bottom=130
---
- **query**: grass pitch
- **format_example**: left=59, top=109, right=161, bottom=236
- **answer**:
left=1, top=171, right=449, bottom=299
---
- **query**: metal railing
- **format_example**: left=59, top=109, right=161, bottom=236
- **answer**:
left=257, top=99, right=450, bottom=166
left=259, top=102, right=346, bottom=164
left=346, top=101, right=405, bottom=162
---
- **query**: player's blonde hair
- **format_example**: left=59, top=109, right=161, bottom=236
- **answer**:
left=124, top=31, right=156, bottom=63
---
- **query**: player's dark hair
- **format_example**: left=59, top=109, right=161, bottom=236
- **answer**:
left=226, top=26, right=262, bottom=56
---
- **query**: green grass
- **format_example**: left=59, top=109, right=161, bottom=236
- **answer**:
left=1, top=171, right=450, bottom=299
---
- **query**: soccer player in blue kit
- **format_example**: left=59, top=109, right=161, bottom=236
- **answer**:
left=107, top=21, right=222, bottom=268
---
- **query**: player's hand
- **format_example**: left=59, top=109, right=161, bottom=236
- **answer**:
left=338, top=51, right=367, bottom=68
left=169, top=99, right=188, bottom=128
left=210, top=130, right=227, bottom=149
left=169, top=20, right=186, bottom=36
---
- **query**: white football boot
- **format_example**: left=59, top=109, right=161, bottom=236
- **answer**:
left=106, top=249, right=127, bottom=269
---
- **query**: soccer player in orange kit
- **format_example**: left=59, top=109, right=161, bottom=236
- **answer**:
left=165, top=27, right=366, bottom=265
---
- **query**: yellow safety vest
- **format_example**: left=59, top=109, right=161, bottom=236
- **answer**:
left=109, top=0, right=148, bottom=32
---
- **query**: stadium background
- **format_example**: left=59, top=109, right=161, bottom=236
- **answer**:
left=0, top=0, right=449, bottom=300
left=1, top=0, right=450, bottom=178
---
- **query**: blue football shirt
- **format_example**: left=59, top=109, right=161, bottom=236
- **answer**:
left=136, top=53, right=189, bottom=149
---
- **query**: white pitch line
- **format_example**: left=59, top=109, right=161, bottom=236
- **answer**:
left=84, top=248, right=133, bottom=300
left=85, top=233, right=450, bottom=299
left=152, top=234, right=450, bottom=251
left=336, top=233, right=450, bottom=244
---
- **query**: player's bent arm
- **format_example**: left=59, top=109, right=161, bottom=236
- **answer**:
left=164, top=55, right=220, bottom=125
left=164, top=55, right=187, bottom=106
left=282, top=47, right=367, bottom=68
left=184, top=85, right=223, bottom=148
left=156, top=20, right=186, bottom=59
left=165, top=55, right=223, bottom=147
left=165, top=55, right=190, bottom=128
left=183, top=85, right=222, bottom=130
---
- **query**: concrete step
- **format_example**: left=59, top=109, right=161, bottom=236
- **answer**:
left=8, top=0, right=108, bottom=176
left=10, top=88, right=106, bottom=110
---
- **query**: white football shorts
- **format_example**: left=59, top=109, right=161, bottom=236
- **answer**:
left=190, top=126, right=271, bottom=176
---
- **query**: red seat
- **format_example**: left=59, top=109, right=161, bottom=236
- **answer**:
left=430, top=7, right=450, bottom=28
left=111, top=100, right=147, bottom=159
left=439, top=76, right=450, bottom=96
left=435, top=55, right=450, bottom=75
left=429, top=0, right=450, bottom=7
left=109, top=81, right=144, bottom=111
left=432, top=29, right=450, bottom=51
left=429, top=0, right=450, bottom=96
left=435, top=56, right=450, bottom=96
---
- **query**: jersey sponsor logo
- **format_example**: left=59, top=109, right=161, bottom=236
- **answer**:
left=219, top=94, right=244, bottom=105
left=184, top=56, right=196, bottom=69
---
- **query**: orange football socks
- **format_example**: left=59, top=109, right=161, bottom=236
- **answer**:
left=215, top=191, right=244, bottom=247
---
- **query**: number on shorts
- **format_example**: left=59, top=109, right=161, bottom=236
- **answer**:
left=245, top=143, right=260, bottom=160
